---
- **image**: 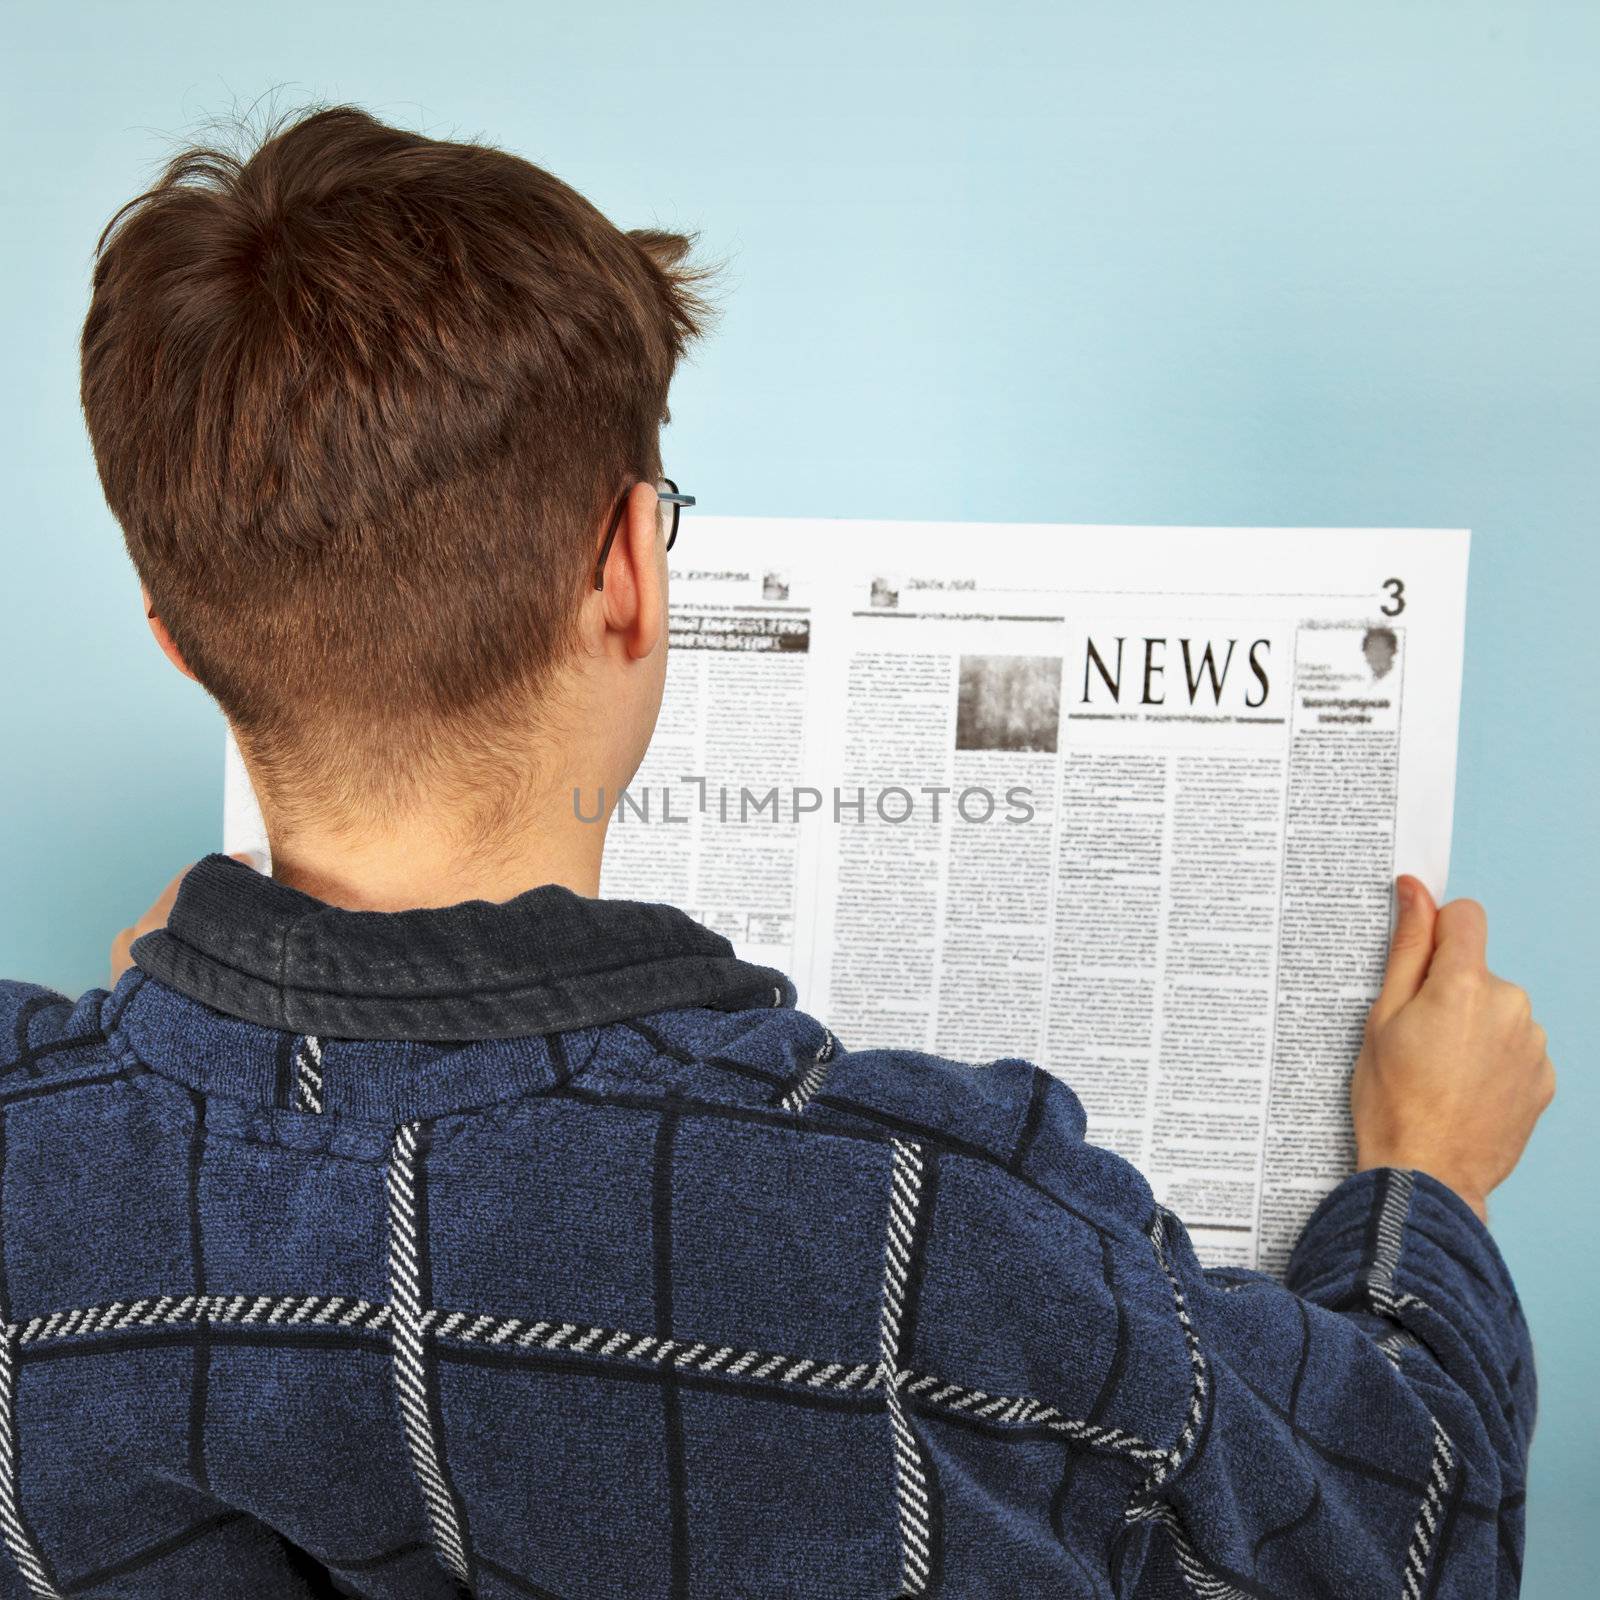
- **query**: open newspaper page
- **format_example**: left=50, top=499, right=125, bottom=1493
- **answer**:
left=224, top=520, right=1468, bottom=1273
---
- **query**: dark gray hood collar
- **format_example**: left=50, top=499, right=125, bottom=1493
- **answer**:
left=132, top=854, right=793, bottom=1041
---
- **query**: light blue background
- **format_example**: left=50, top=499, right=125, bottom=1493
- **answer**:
left=3, top=2, right=1596, bottom=1589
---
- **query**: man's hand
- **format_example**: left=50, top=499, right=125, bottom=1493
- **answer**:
left=109, top=855, right=264, bottom=987
left=109, top=866, right=193, bottom=987
left=1352, top=875, right=1555, bottom=1223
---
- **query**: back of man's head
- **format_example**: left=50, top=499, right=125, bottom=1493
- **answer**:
left=81, top=106, right=704, bottom=820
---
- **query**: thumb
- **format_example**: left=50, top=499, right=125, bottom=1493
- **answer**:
left=1370, top=875, right=1438, bottom=1028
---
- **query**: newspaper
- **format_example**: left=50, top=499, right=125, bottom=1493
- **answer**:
left=225, top=520, right=1469, bottom=1273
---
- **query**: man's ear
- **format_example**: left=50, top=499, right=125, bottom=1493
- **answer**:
left=597, top=482, right=667, bottom=662
left=142, top=586, right=199, bottom=683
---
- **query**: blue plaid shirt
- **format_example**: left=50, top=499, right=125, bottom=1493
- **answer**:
left=0, top=856, right=1533, bottom=1597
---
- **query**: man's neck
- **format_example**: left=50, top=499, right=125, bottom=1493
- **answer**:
left=262, top=796, right=610, bottom=912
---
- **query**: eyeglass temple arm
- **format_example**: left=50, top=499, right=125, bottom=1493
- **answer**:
left=593, top=489, right=695, bottom=589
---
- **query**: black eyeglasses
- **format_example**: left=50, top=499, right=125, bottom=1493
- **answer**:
left=593, top=477, right=695, bottom=590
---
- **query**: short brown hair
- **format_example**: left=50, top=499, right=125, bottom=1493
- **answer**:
left=81, top=106, right=706, bottom=812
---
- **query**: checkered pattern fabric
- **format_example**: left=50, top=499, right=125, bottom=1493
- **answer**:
left=0, top=937, right=1533, bottom=1596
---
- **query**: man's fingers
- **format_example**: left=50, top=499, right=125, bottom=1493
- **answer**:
left=109, top=927, right=137, bottom=987
left=1539, top=1054, right=1557, bottom=1110
left=109, top=863, right=199, bottom=989
left=1430, top=896, right=1489, bottom=979
left=1372, top=875, right=1438, bottom=1025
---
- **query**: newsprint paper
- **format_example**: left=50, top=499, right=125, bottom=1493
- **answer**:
left=225, top=521, right=1469, bottom=1274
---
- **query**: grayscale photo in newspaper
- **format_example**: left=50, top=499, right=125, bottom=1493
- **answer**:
left=224, top=521, right=1469, bottom=1274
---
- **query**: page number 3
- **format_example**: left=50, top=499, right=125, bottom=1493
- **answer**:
left=1380, top=578, right=1406, bottom=617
